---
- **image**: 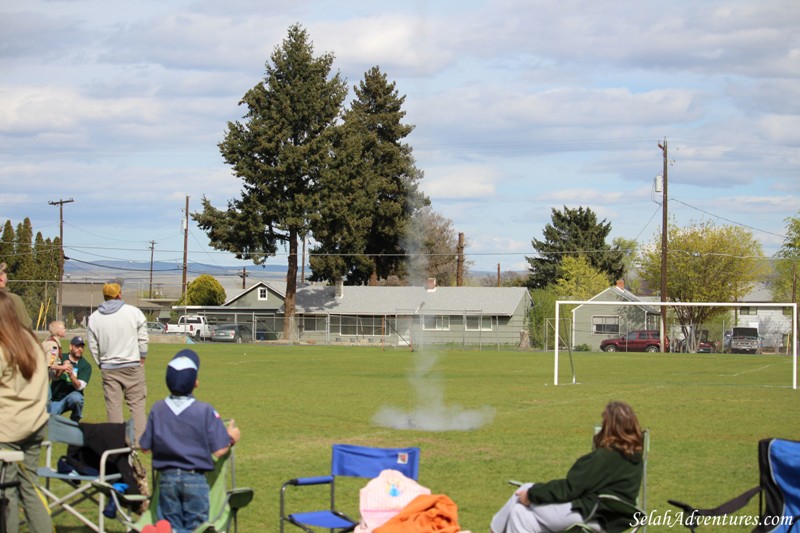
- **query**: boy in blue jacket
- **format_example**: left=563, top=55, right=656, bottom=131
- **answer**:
left=140, top=349, right=240, bottom=533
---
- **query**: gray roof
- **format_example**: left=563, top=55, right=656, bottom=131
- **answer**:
left=224, top=280, right=287, bottom=306
left=294, top=285, right=532, bottom=316
left=581, top=286, right=661, bottom=314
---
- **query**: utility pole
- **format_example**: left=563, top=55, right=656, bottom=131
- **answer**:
left=48, top=197, right=74, bottom=321
left=456, top=232, right=465, bottom=287
left=148, top=240, right=156, bottom=298
left=658, top=138, right=669, bottom=353
left=182, top=195, right=189, bottom=302
left=301, top=235, right=306, bottom=283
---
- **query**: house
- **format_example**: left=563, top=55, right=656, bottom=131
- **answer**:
left=61, top=281, right=165, bottom=326
left=177, top=279, right=533, bottom=347
left=735, top=283, right=793, bottom=352
left=572, top=280, right=795, bottom=353
left=570, top=280, right=662, bottom=351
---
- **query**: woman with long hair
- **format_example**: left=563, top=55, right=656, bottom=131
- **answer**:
left=490, top=401, right=644, bottom=533
left=0, top=290, right=52, bottom=533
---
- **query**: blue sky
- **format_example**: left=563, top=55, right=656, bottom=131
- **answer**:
left=2, top=0, right=798, bottom=280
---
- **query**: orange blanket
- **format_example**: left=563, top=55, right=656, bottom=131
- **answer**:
left=373, top=493, right=460, bottom=533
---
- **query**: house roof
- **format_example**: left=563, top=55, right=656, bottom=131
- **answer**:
left=294, top=285, right=532, bottom=316
left=224, top=280, right=287, bottom=305
left=578, top=285, right=661, bottom=314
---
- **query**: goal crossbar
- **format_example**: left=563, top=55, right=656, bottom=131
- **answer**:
left=554, top=300, right=798, bottom=389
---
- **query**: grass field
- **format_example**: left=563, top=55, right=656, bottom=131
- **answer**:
left=50, top=343, right=800, bottom=532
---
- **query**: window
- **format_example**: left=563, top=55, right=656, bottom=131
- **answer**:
left=329, top=315, right=382, bottom=336
left=422, top=315, right=450, bottom=331
left=592, top=316, right=620, bottom=334
left=302, top=315, right=326, bottom=332
left=258, top=287, right=269, bottom=301
left=740, top=307, right=756, bottom=315
left=465, top=315, right=493, bottom=331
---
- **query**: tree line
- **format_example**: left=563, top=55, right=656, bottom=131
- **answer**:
left=0, top=218, right=61, bottom=326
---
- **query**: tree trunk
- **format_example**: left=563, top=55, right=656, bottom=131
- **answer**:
left=369, top=258, right=378, bottom=286
left=284, top=231, right=298, bottom=340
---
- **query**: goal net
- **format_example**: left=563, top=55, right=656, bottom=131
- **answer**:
left=553, top=300, right=798, bottom=389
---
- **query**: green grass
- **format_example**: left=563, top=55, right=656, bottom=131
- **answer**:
left=51, top=344, right=799, bottom=532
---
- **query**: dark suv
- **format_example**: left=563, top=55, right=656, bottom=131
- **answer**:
left=600, top=330, right=668, bottom=353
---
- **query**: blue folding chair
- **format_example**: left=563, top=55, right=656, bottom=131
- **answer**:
left=280, top=444, right=421, bottom=533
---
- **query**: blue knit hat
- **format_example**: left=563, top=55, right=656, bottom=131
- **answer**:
left=166, top=349, right=200, bottom=396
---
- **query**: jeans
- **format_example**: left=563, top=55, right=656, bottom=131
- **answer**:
left=0, top=424, right=52, bottom=533
left=157, top=469, right=209, bottom=533
left=48, top=391, right=84, bottom=422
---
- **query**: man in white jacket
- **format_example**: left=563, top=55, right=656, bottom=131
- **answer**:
left=87, top=279, right=149, bottom=445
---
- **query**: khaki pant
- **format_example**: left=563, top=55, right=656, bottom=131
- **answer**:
left=101, top=365, right=147, bottom=446
left=1, top=423, right=52, bottom=533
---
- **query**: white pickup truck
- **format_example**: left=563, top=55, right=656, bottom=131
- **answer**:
left=165, top=315, right=214, bottom=340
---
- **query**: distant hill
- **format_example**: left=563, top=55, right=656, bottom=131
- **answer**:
left=64, top=259, right=291, bottom=281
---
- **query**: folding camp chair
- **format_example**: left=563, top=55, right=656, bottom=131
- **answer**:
left=280, top=444, right=421, bottom=533
left=668, top=438, right=800, bottom=533
left=508, top=428, right=649, bottom=533
left=36, top=415, right=136, bottom=532
left=93, top=446, right=254, bottom=533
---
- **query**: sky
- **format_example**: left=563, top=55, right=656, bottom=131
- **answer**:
left=2, top=0, right=799, bottom=284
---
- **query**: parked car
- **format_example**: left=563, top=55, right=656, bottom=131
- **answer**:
left=211, top=324, right=253, bottom=343
left=723, top=327, right=761, bottom=354
left=600, top=330, right=669, bottom=353
left=146, top=321, right=165, bottom=334
left=697, top=340, right=717, bottom=353
left=164, top=315, right=214, bottom=340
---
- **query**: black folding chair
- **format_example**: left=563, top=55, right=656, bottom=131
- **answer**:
left=668, top=438, right=800, bottom=533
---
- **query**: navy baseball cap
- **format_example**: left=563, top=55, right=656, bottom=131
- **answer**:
left=71, top=336, right=85, bottom=346
left=166, top=349, right=200, bottom=396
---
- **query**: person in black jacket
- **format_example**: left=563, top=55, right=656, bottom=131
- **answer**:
left=490, top=401, right=644, bottom=533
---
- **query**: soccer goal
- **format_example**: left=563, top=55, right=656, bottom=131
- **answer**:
left=553, top=300, right=798, bottom=389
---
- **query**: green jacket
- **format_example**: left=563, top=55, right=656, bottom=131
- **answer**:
left=528, top=447, right=643, bottom=533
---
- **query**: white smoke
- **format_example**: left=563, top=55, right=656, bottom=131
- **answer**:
left=372, top=350, right=495, bottom=432
left=371, top=208, right=494, bottom=431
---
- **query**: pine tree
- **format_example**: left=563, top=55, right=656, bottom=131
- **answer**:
left=526, top=206, right=624, bottom=289
left=194, top=25, right=347, bottom=338
left=334, top=66, right=430, bottom=284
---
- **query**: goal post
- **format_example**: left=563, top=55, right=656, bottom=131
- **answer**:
left=553, top=300, right=798, bottom=389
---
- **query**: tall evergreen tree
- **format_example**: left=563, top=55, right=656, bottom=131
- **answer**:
left=316, top=66, right=426, bottom=285
left=194, top=25, right=347, bottom=338
left=13, top=219, right=36, bottom=314
left=526, top=206, right=624, bottom=289
left=307, top=120, right=375, bottom=282
left=0, top=221, right=14, bottom=264
left=35, top=234, right=61, bottom=323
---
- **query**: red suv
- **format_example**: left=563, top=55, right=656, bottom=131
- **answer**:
left=600, top=330, right=669, bottom=353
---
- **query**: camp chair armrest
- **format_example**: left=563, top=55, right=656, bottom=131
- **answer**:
left=41, top=440, right=55, bottom=469
left=227, top=487, right=255, bottom=510
left=286, top=475, right=334, bottom=486
left=91, top=480, right=150, bottom=506
left=596, top=493, right=641, bottom=512
left=98, top=445, right=133, bottom=479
